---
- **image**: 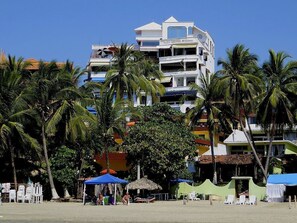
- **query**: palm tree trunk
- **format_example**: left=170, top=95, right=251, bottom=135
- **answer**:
left=239, top=118, right=267, bottom=179
left=9, top=141, right=18, bottom=189
left=264, top=119, right=276, bottom=177
left=41, top=112, right=60, bottom=200
left=105, top=144, right=110, bottom=174
left=209, top=128, right=217, bottom=184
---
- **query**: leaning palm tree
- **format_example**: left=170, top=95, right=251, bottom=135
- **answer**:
left=257, top=50, right=297, bottom=176
left=216, top=44, right=266, bottom=178
left=27, top=61, right=64, bottom=199
left=187, top=74, right=231, bottom=184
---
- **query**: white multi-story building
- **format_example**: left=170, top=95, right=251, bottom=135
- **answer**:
left=135, top=16, right=215, bottom=112
left=86, top=16, right=215, bottom=112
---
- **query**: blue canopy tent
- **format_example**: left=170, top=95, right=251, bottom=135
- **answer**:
left=267, top=173, right=297, bottom=186
left=83, top=173, right=128, bottom=205
left=267, top=173, right=297, bottom=202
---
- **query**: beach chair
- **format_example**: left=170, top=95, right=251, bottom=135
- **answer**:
left=224, top=195, right=234, bottom=204
left=9, top=189, right=16, bottom=202
left=246, top=195, right=256, bottom=205
left=17, top=185, right=25, bottom=203
left=235, top=195, right=246, bottom=205
left=134, top=196, right=155, bottom=203
left=188, top=192, right=200, bottom=201
left=24, top=185, right=34, bottom=203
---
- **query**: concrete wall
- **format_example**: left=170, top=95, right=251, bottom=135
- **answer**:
left=175, top=178, right=266, bottom=201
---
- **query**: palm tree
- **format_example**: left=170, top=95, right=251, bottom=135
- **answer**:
left=104, top=43, right=139, bottom=101
left=187, top=74, right=231, bottom=184
left=134, top=58, right=165, bottom=104
left=216, top=44, right=266, bottom=178
left=89, top=88, right=136, bottom=173
left=0, top=56, right=39, bottom=188
left=27, top=61, right=65, bottom=199
left=257, top=50, right=297, bottom=176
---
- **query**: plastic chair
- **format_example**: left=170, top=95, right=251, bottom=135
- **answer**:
left=246, top=195, right=257, bottom=205
left=33, top=183, right=43, bottom=203
left=9, top=189, right=16, bottom=202
left=17, top=185, right=25, bottom=203
left=24, top=185, right=33, bottom=203
left=224, top=195, right=235, bottom=204
left=235, top=195, right=246, bottom=205
left=188, top=192, right=200, bottom=201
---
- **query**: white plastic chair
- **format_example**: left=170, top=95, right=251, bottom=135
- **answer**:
left=24, top=185, right=33, bottom=203
left=246, top=195, right=257, bottom=205
left=235, top=195, right=246, bottom=205
left=33, top=183, right=43, bottom=203
left=188, top=192, right=200, bottom=201
left=9, top=189, right=16, bottom=202
left=224, top=195, right=235, bottom=204
left=17, top=185, right=25, bottom=203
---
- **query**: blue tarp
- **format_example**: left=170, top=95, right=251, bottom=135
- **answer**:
left=91, top=77, right=105, bottom=83
left=84, top=173, right=128, bottom=185
left=267, top=173, right=297, bottom=186
left=170, top=178, right=193, bottom=183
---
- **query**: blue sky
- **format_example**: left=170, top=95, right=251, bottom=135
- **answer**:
left=1, top=0, right=297, bottom=69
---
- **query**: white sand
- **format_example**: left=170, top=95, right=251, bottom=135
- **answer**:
left=0, top=200, right=297, bottom=223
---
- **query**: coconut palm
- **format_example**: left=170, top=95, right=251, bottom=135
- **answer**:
left=257, top=50, right=297, bottom=176
left=216, top=44, right=266, bottom=178
left=104, top=43, right=139, bottom=101
left=134, top=58, right=165, bottom=104
left=0, top=57, right=39, bottom=188
left=187, top=74, right=231, bottom=184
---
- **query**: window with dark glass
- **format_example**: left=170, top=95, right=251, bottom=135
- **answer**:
left=142, top=41, right=159, bottom=47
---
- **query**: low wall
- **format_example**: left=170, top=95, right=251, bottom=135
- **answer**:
left=175, top=179, right=266, bottom=201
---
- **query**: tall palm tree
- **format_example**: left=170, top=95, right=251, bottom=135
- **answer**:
left=216, top=44, right=266, bottom=178
left=89, top=88, right=136, bottom=173
left=27, top=61, right=65, bottom=199
left=104, top=43, right=139, bottom=101
left=0, top=56, right=39, bottom=188
left=134, top=58, right=165, bottom=104
left=187, top=74, right=231, bottom=184
left=258, top=50, right=297, bottom=176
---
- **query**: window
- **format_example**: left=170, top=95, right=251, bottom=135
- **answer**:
left=187, top=77, right=196, bottom=86
left=248, top=116, right=257, bottom=124
left=173, top=48, right=183, bottom=56
left=176, top=77, right=184, bottom=87
left=168, top=26, right=187, bottom=39
left=188, top=27, right=193, bottom=35
left=142, top=41, right=159, bottom=47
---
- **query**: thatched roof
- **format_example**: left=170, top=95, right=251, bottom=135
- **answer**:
left=199, top=154, right=254, bottom=165
left=126, top=177, right=162, bottom=190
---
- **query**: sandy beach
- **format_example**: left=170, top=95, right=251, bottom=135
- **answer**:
left=0, top=200, right=297, bottom=223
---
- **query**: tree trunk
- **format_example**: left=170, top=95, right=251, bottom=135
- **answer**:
left=9, top=141, right=17, bottom=189
left=239, top=118, right=266, bottom=179
left=265, top=120, right=276, bottom=177
left=105, top=144, right=110, bottom=174
left=42, top=112, right=60, bottom=200
left=209, top=128, right=217, bottom=184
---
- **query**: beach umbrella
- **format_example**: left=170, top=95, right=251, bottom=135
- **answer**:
left=125, top=176, right=162, bottom=191
left=100, top=169, right=117, bottom=175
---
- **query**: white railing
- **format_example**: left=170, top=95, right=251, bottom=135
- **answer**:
left=160, top=37, right=198, bottom=45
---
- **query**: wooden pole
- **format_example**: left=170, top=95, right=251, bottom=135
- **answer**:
left=82, top=184, right=86, bottom=205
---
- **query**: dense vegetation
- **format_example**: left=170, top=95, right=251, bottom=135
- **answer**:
left=0, top=44, right=297, bottom=199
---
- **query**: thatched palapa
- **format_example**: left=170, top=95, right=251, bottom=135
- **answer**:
left=126, top=177, right=162, bottom=190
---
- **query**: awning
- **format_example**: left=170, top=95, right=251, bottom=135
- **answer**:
left=267, top=174, right=297, bottom=186
left=91, top=77, right=105, bottom=83
left=157, top=45, right=171, bottom=49
left=172, top=44, right=197, bottom=49
left=160, top=76, right=172, bottom=83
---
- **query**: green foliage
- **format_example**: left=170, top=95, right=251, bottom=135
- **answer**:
left=50, top=146, right=77, bottom=189
left=122, top=103, right=196, bottom=184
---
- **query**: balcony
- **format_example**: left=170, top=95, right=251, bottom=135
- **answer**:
left=165, top=86, right=190, bottom=92
left=159, top=55, right=199, bottom=63
left=160, top=37, right=198, bottom=45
